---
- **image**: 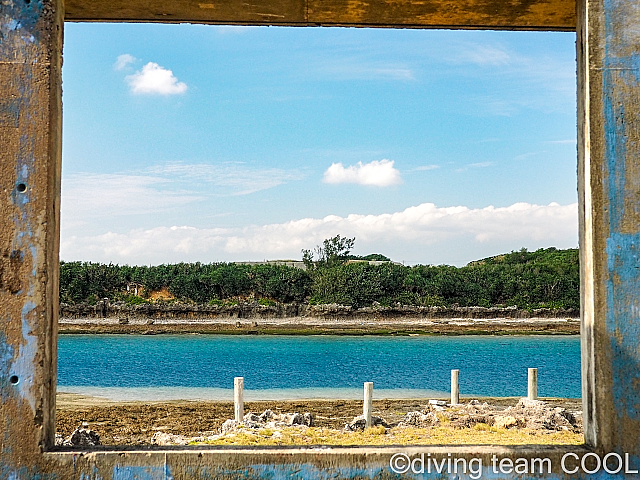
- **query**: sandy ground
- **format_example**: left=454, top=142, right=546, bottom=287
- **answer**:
left=59, top=316, right=580, bottom=335
left=56, top=393, right=583, bottom=446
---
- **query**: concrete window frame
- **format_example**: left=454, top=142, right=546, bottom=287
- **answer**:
left=2, top=0, right=640, bottom=477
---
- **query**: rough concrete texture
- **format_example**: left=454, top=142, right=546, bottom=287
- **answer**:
left=577, top=0, right=640, bottom=457
left=3, top=0, right=640, bottom=474
left=63, top=0, right=576, bottom=30
left=1, top=1, right=62, bottom=479
left=46, top=446, right=599, bottom=479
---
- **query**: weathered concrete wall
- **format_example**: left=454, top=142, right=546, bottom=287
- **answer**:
left=63, top=0, right=576, bottom=30
left=0, top=0, right=63, bottom=476
left=577, top=0, right=640, bottom=456
left=3, top=0, right=640, bottom=474
left=45, top=446, right=604, bottom=480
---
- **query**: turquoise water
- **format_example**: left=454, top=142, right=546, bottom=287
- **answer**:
left=57, top=335, right=581, bottom=400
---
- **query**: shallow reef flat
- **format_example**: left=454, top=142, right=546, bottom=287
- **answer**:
left=59, top=316, right=579, bottom=335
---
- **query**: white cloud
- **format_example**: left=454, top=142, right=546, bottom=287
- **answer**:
left=323, top=159, right=402, bottom=187
left=60, top=201, right=578, bottom=266
left=126, top=62, right=187, bottom=95
left=114, top=54, right=136, bottom=71
left=415, top=165, right=440, bottom=171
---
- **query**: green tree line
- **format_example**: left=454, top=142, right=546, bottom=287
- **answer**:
left=59, top=246, right=579, bottom=310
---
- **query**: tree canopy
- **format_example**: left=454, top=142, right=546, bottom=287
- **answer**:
left=60, top=242, right=579, bottom=310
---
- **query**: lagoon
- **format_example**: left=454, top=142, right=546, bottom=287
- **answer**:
left=57, top=334, right=581, bottom=401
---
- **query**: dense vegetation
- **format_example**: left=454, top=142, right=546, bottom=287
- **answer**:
left=59, top=242, right=579, bottom=310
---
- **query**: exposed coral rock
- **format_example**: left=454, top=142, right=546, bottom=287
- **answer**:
left=398, top=398, right=580, bottom=432
left=221, top=410, right=315, bottom=433
left=345, top=415, right=389, bottom=431
left=501, top=398, right=580, bottom=430
left=150, top=431, right=190, bottom=446
left=60, top=301, right=578, bottom=321
left=397, top=411, right=440, bottom=428
left=493, top=415, right=522, bottom=429
left=62, top=427, right=101, bottom=446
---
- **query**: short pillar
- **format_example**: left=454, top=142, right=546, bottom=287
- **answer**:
left=234, top=377, right=244, bottom=422
left=528, top=368, right=538, bottom=400
left=451, top=369, right=460, bottom=405
left=363, top=382, right=373, bottom=428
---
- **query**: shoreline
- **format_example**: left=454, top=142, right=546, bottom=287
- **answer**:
left=59, top=316, right=580, bottom=335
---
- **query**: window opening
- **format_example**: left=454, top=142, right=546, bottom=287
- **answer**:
left=56, top=23, right=582, bottom=448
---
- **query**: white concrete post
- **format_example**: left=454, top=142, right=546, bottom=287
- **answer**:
left=451, top=369, right=460, bottom=405
left=528, top=368, right=538, bottom=400
left=234, top=377, right=244, bottom=422
left=363, top=382, right=373, bottom=428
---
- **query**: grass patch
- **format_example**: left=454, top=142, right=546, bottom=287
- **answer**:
left=198, top=426, right=583, bottom=446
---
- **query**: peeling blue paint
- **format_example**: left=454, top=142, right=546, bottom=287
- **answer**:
left=2, top=0, right=42, bottom=422
left=179, top=462, right=640, bottom=480
left=601, top=0, right=640, bottom=453
left=0, top=99, right=20, bottom=128
left=0, top=332, right=15, bottom=386
left=0, top=0, right=44, bottom=51
left=113, top=466, right=170, bottom=480
left=0, top=465, right=57, bottom=480
left=1, top=0, right=640, bottom=477
left=8, top=301, right=38, bottom=412
left=606, top=234, right=640, bottom=425
left=80, top=466, right=103, bottom=480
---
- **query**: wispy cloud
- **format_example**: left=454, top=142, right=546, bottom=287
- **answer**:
left=468, top=162, right=495, bottom=168
left=62, top=163, right=304, bottom=226
left=414, top=165, right=440, bottom=171
left=310, top=52, right=415, bottom=81
left=433, top=38, right=575, bottom=116
left=148, top=162, right=305, bottom=196
left=60, top=201, right=578, bottom=265
left=545, top=139, right=576, bottom=145
left=114, top=54, right=136, bottom=71
left=449, top=43, right=512, bottom=66
left=455, top=161, right=495, bottom=173
left=126, top=62, right=187, bottom=95
left=61, top=173, right=203, bottom=228
left=514, top=152, right=542, bottom=160
left=322, top=63, right=414, bottom=81
left=323, top=159, right=402, bottom=187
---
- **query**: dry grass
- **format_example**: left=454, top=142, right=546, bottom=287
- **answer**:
left=197, top=426, right=583, bottom=446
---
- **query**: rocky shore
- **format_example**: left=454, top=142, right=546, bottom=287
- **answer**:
left=59, top=302, right=579, bottom=335
left=56, top=394, right=583, bottom=447
left=61, top=301, right=578, bottom=321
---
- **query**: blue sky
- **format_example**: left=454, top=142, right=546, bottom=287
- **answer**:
left=60, top=24, right=578, bottom=266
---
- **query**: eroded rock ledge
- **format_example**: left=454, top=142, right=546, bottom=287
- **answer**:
left=60, top=301, right=578, bottom=320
